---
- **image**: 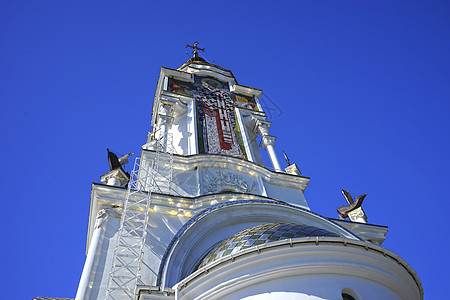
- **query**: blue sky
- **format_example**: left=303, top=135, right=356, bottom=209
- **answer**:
left=1, top=1, right=449, bottom=299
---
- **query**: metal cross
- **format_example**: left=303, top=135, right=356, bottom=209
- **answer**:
left=186, top=41, right=205, bottom=58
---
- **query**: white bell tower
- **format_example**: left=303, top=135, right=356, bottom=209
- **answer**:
left=143, top=48, right=283, bottom=173
left=72, top=44, right=423, bottom=300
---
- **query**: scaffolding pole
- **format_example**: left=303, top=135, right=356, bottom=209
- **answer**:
left=106, top=133, right=174, bottom=300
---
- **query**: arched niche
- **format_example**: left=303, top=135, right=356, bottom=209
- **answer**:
left=157, top=200, right=359, bottom=288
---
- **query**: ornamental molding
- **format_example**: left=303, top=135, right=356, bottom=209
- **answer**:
left=203, top=170, right=256, bottom=194
left=229, top=83, right=262, bottom=98
left=180, top=64, right=236, bottom=83
left=255, top=119, right=271, bottom=136
left=94, top=208, right=121, bottom=229
left=160, top=67, right=193, bottom=82
left=347, top=207, right=367, bottom=223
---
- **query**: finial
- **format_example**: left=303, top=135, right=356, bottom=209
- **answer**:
left=337, top=189, right=368, bottom=223
left=186, top=41, right=205, bottom=59
left=283, top=151, right=291, bottom=166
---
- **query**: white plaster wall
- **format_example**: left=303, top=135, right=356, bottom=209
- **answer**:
left=170, top=112, right=189, bottom=155
left=264, top=182, right=308, bottom=208
left=176, top=241, right=421, bottom=300
left=140, top=151, right=309, bottom=203
left=169, top=164, right=309, bottom=207
left=235, top=275, right=401, bottom=300
left=82, top=212, right=189, bottom=299
left=142, top=214, right=189, bottom=286
left=171, top=168, right=199, bottom=197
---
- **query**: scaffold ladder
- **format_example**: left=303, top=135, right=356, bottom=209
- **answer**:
left=106, top=133, right=174, bottom=300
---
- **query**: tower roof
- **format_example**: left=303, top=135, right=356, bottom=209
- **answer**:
left=178, top=57, right=237, bottom=81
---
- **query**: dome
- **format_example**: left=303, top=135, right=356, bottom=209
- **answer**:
left=198, top=223, right=340, bottom=269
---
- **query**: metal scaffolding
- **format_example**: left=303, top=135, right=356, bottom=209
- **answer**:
left=106, top=133, right=174, bottom=300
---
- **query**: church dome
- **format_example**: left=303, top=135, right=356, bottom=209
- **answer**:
left=198, top=223, right=339, bottom=269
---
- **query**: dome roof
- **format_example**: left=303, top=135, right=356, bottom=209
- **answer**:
left=198, top=223, right=339, bottom=269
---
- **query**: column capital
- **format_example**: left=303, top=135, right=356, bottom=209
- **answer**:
left=94, top=208, right=121, bottom=228
left=254, top=119, right=272, bottom=136
left=259, top=135, right=277, bottom=150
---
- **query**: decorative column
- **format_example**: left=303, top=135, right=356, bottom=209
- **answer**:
left=75, top=208, right=120, bottom=300
left=255, top=120, right=283, bottom=172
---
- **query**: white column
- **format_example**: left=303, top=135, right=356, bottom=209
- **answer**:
left=75, top=209, right=116, bottom=300
left=187, top=100, right=198, bottom=155
left=261, top=136, right=283, bottom=172
left=234, top=108, right=255, bottom=162
left=256, top=120, right=283, bottom=172
left=163, top=76, right=169, bottom=91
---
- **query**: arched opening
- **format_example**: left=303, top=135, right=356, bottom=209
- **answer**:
left=342, top=293, right=356, bottom=300
left=341, top=288, right=361, bottom=300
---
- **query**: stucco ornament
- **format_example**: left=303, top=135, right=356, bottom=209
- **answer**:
left=347, top=207, right=367, bottom=223
left=203, top=170, right=256, bottom=194
left=94, top=208, right=121, bottom=229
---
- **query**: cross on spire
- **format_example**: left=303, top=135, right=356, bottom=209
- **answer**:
left=186, top=41, right=205, bottom=59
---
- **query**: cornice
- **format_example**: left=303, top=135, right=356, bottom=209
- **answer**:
left=141, top=150, right=310, bottom=190
left=178, top=61, right=237, bottom=82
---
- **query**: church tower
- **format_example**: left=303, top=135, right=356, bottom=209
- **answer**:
left=74, top=44, right=423, bottom=300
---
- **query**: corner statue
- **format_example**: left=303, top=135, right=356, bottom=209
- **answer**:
left=106, top=148, right=133, bottom=171
left=337, top=189, right=368, bottom=223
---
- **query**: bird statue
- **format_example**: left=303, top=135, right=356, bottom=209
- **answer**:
left=118, top=152, right=133, bottom=166
left=106, top=148, right=133, bottom=171
left=337, top=189, right=367, bottom=222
